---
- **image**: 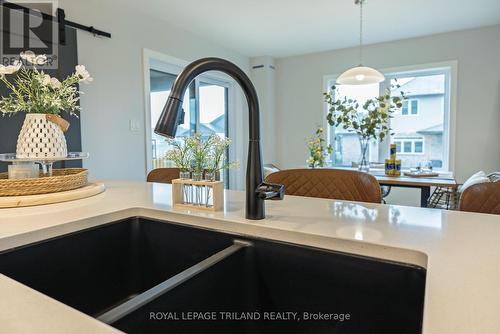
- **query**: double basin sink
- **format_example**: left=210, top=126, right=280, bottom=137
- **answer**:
left=0, top=217, right=426, bottom=333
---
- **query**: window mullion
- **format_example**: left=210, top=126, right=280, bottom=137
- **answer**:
left=193, top=78, right=201, bottom=134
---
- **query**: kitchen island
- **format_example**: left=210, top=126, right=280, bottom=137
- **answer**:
left=0, top=180, right=499, bottom=334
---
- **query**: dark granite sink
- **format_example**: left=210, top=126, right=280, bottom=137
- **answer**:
left=0, top=217, right=426, bottom=334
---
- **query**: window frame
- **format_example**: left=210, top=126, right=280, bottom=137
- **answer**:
left=323, top=61, right=457, bottom=172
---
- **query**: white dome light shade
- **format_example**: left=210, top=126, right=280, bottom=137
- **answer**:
left=336, top=66, right=385, bottom=85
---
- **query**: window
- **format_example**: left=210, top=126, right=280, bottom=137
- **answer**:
left=152, top=139, right=157, bottom=159
left=388, top=72, right=447, bottom=168
left=327, top=65, right=452, bottom=170
left=403, top=141, right=412, bottom=153
left=402, top=99, right=419, bottom=115
left=148, top=68, right=231, bottom=185
left=414, top=140, right=423, bottom=153
left=198, top=82, right=228, bottom=138
left=394, top=137, right=425, bottom=154
left=394, top=140, right=402, bottom=153
left=149, top=70, right=192, bottom=169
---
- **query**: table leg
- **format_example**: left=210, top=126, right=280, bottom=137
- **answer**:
left=420, top=186, right=431, bottom=208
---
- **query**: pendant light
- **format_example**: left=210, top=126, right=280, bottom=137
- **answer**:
left=337, top=0, right=385, bottom=85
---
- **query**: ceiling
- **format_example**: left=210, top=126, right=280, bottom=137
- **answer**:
left=124, top=0, right=500, bottom=58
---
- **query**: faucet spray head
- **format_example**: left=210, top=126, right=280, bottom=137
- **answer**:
left=154, top=96, right=183, bottom=138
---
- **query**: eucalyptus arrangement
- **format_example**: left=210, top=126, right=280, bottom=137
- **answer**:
left=0, top=51, right=92, bottom=159
left=323, top=85, right=404, bottom=170
left=306, top=127, right=333, bottom=168
left=165, top=133, right=239, bottom=181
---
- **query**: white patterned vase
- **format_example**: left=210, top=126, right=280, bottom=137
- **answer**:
left=16, top=114, right=68, bottom=159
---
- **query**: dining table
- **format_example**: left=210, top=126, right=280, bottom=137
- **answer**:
left=373, top=171, right=457, bottom=207
left=331, top=167, right=458, bottom=208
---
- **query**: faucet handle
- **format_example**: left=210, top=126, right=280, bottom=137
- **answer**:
left=256, top=182, right=285, bottom=200
left=178, top=108, right=185, bottom=125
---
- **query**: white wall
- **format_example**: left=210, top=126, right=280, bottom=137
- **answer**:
left=274, top=25, right=500, bottom=205
left=59, top=0, right=250, bottom=181
left=250, top=56, right=276, bottom=165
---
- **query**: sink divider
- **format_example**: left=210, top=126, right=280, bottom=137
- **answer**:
left=96, top=239, right=252, bottom=325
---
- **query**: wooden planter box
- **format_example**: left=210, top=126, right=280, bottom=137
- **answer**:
left=172, top=178, right=224, bottom=212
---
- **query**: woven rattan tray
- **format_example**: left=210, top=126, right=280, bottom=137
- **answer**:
left=0, top=168, right=88, bottom=196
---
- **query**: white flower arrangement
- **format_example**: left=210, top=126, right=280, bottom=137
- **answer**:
left=0, top=51, right=93, bottom=116
left=165, top=137, right=192, bottom=172
left=205, top=134, right=239, bottom=175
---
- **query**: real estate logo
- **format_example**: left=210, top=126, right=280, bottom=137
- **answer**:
left=1, top=0, right=58, bottom=68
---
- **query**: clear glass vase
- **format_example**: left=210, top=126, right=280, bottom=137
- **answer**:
left=358, top=137, right=370, bottom=172
left=179, top=171, right=191, bottom=179
left=203, top=172, right=214, bottom=207
left=204, top=172, right=215, bottom=182
left=192, top=172, right=203, bottom=181
left=189, top=172, right=202, bottom=206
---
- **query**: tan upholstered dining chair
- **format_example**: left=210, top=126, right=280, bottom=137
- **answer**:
left=459, top=181, right=500, bottom=215
left=147, top=168, right=180, bottom=184
left=265, top=168, right=381, bottom=204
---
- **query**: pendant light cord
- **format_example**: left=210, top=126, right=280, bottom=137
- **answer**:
left=359, top=0, right=364, bottom=66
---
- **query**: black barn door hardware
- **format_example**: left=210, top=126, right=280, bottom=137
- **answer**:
left=0, top=0, right=111, bottom=44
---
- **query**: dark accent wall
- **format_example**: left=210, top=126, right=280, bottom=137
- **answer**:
left=0, top=27, right=81, bottom=172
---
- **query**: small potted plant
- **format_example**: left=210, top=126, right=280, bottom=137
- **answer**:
left=165, top=132, right=239, bottom=209
left=306, top=127, right=333, bottom=168
left=0, top=51, right=92, bottom=159
left=205, top=134, right=239, bottom=181
left=324, top=85, right=404, bottom=171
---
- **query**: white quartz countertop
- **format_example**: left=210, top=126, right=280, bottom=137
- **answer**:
left=1, top=180, right=500, bottom=334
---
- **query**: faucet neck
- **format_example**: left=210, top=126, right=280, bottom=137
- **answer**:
left=170, top=58, right=261, bottom=141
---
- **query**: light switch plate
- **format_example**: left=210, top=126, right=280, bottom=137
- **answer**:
left=129, top=119, right=140, bottom=133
